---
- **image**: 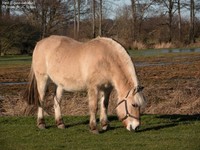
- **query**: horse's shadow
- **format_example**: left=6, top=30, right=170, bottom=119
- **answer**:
left=107, top=114, right=200, bottom=133
left=45, top=118, right=89, bottom=129
left=45, top=114, right=200, bottom=132
left=65, top=119, right=89, bottom=128
left=137, top=114, right=200, bottom=132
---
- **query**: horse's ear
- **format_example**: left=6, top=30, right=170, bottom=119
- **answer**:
left=132, top=86, right=144, bottom=96
left=125, top=86, right=144, bottom=98
left=138, top=86, right=144, bottom=91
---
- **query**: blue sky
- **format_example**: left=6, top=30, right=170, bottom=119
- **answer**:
left=107, top=0, right=199, bottom=20
left=106, top=0, right=131, bottom=19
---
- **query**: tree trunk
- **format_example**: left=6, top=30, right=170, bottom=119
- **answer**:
left=168, top=0, right=173, bottom=42
left=73, top=0, right=77, bottom=39
left=178, top=0, right=182, bottom=42
left=131, top=0, right=136, bottom=41
left=99, top=0, right=102, bottom=36
left=189, top=0, right=195, bottom=43
left=6, top=0, right=11, bottom=18
left=92, top=0, right=96, bottom=38
left=77, top=0, right=80, bottom=39
left=0, top=0, right=2, bottom=56
left=41, top=1, right=47, bottom=38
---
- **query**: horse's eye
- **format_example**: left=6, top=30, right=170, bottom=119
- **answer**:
left=132, top=104, right=139, bottom=108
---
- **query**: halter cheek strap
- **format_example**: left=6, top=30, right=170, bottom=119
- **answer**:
left=116, top=99, right=140, bottom=121
left=115, top=85, right=144, bottom=121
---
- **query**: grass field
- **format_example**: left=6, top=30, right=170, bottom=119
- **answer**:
left=0, top=55, right=32, bottom=67
left=0, top=115, right=200, bottom=150
left=0, top=52, right=200, bottom=149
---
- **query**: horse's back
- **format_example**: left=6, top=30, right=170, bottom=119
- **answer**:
left=33, top=35, right=81, bottom=55
left=32, top=35, right=82, bottom=69
left=32, top=35, right=130, bottom=91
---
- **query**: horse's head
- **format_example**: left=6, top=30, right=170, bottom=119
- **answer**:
left=116, top=86, right=145, bottom=131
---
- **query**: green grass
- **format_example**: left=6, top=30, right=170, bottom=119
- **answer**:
left=0, top=115, right=200, bottom=150
left=0, top=55, right=32, bottom=67
left=0, top=49, right=200, bottom=68
left=128, top=48, right=200, bottom=58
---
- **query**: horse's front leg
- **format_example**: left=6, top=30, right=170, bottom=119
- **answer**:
left=100, top=88, right=112, bottom=131
left=88, top=88, right=99, bottom=134
left=54, top=86, right=65, bottom=129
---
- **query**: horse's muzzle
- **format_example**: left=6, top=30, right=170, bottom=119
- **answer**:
left=126, top=122, right=140, bottom=132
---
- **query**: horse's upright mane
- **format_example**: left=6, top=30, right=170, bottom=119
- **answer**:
left=96, top=37, right=139, bottom=87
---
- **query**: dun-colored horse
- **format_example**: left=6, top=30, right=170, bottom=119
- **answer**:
left=24, top=35, right=146, bottom=133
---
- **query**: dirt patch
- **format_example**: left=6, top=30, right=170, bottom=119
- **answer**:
left=0, top=54, right=200, bottom=116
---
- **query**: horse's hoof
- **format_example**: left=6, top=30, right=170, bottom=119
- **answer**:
left=101, top=120, right=110, bottom=131
left=57, top=124, right=65, bottom=129
left=101, top=124, right=110, bottom=131
left=38, top=124, right=46, bottom=129
left=37, top=118, right=46, bottom=129
left=90, top=129, right=99, bottom=134
left=56, top=119, right=65, bottom=129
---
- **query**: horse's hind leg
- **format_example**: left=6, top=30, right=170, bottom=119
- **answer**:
left=54, top=86, right=65, bottom=129
left=36, top=74, right=48, bottom=129
left=100, top=87, right=112, bottom=131
left=88, top=87, right=99, bottom=134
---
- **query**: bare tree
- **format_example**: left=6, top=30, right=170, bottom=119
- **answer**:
left=77, top=0, right=81, bottom=38
left=0, top=0, right=2, bottom=55
left=0, top=0, right=1, bottom=16
left=99, top=0, right=102, bottom=36
left=137, top=0, right=154, bottom=41
left=168, top=0, right=174, bottom=42
left=189, top=0, right=195, bottom=43
left=92, top=0, right=96, bottom=38
left=162, top=0, right=176, bottom=42
left=154, top=0, right=178, bottom=42
left=18, top=0, right=67, bottom=38
left=0, top=0, right=2, bottom=56
left=73, top=0, right=77, bottom=38
left=131, top=0, right=136, bottom=41
left=6, top=0, right=11, bottom=18
left=177, top=0, right=182, bottom=42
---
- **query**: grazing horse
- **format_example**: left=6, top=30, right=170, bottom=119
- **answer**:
left=24, top=35, right=146, bottom=133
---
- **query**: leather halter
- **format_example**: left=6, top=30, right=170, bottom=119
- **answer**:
left=115, top=85, right=144, bottom=121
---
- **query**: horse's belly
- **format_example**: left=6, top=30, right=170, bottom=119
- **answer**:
left=47, top=62, right=86, bottom=91
left=54, top=76, right=87, bottom=92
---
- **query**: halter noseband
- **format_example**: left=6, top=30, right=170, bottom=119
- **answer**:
left=115, top=85, right=144, bottom=121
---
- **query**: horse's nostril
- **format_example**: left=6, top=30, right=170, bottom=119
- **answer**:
left=129, top=125, right=133, bottom=131
left=134, top=126, right=140, bottom=132
left=129, top=125, right=138, bottom=132
left=127, top=124, right=140, bottom=132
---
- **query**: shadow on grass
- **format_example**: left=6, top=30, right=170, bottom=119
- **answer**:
left=156, top=114, right=200, bottom=122
left=65, top=119, right=89, bottom=128
left=44, top=120, right=89, bottom=129
left=44, top=114, right=200, bottom=132
left=138, top=114, right=200, bottom=132
left=138, top=123, right=178, bottom=132
left=107, top=114, right=200, bottom=133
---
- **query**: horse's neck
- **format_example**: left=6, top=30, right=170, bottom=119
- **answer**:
left=112, top=64, right=139, bottom=100
left=112, top=73, right=134, bottom=100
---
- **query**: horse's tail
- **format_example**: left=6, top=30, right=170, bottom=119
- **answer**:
left=23, top=67, right=39, bottom=106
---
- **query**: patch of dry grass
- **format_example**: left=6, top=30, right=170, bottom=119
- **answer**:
left=1, top=54, right=200, bottom=116
left=154, top=42, right=175, bottom=49
left=1, top=81, right=200, bottom=117
left=144, top=79, right=200, bottom=115
left=132, top=41, right=147, bottom=50
left=187, top=41, right=200, bottom=48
